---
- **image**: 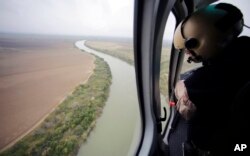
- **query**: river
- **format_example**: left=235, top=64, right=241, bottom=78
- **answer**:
left=75, top=41, right=141, bottom=156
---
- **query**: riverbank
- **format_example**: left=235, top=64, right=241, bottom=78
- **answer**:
left=76, top=40, right=141, bottom=156
left=0, top=55, right=112, bottom=156
left=85, top=40, right=170, bottom=95
left=0, top=35, right=96, bottom=151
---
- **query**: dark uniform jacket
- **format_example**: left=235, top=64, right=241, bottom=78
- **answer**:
left=183, top=36, right=250, bottom=154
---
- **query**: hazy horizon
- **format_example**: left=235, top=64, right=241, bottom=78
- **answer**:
left=0, top=0, right=249, bottom=39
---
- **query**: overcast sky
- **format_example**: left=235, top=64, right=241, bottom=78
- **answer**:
left=0, top=0, right=135, bottom=37
left=0, top=0, right=249, bottom=38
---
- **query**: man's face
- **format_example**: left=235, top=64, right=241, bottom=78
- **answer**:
left=184, top=49, right=202, bottom=63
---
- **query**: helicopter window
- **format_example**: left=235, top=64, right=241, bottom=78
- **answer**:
left=0, top=0, right=141, bottom=156
left=160, top=12, right=176, bottom=130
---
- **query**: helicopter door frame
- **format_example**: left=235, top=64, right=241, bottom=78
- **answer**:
left=162, top=0, right=188, bottom=143
left=133, top=0, right=176, bottom=155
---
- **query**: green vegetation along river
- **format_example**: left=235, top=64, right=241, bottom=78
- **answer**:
left=0, top=55, right=111, bottom=156
left=75, top=41, right=141, bottom=156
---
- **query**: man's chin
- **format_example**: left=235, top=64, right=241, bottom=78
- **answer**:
left=187, top=56, right=201, bottom=63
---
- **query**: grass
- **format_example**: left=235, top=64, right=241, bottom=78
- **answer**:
left=0, top=56, right=112, bottom=156
left=85, top=41, right=170, bottom=96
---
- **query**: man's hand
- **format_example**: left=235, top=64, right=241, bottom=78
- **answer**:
left=175, top=80, right=197, bottom=120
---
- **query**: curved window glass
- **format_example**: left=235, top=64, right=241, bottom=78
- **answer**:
left=159, top=12, right=176, bottom=131
left=0, top=0, right=140, bottom=156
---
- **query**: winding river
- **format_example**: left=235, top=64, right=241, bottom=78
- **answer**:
left=75, top=41, right=141, bottom=156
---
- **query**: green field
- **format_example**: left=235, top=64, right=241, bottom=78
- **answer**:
left=0, top=56, right=112, bottom=156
